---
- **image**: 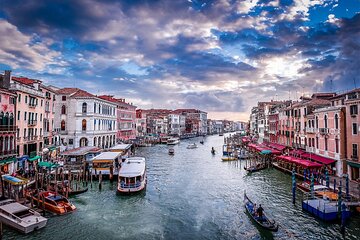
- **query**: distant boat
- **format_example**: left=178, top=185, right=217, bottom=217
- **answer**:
left=211, top=149, right=216, bottom=155
left=219, top=133, right=224, bottom=136
left=244, top=193, right=278, bottom=232
left=200, top=140, right=204, bottom=144
left=221, top=156, right=237, bottom=161
left=117, top=157, right=146, bottom=194
left=187, top=143, right=197, bottom=149
left=244, top=164, right=266, bottom=173
left=167, top=137, right=180, bottom=145
left=169, top=148, right=175, bottom=155
left=0, top=199, right=47, bottom=234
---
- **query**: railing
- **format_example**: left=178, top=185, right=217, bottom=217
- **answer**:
left=319, top=128, right=329, bottom=134
left=0, top=126, right=16, bottom=132
left=28, top=120, right=37, bottom=126
left=306, top=127, right=315, bottom=133
left=28, top=103, right=37, bottom=108
left=119, top=181, right=142, bottom=189
left=0, top=150, right=16, bottom=155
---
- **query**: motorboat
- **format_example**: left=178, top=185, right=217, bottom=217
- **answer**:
left=187, top=143, right=197, bottom=149
left=167, top=137, right=180, bottom=145
left=117, top=157, right=147, bottom=194
left=27, top=191, right=76, bottom=215
left=169, top=148, right=175, bottom=155
left=0, top=199, right=47, bottom=234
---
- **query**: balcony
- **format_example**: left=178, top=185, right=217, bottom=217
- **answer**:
left=28, top=120, right=37, bottom=126
left=319, top=128, right=329, bottom=135
left=0, top=125, right=16, bottom=132
left=306, top=127, right=315, bottom=133
left=28, top=103, right=37, bottom=108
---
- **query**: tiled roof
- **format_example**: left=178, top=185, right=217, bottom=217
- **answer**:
left=57, top=88, right=95, bottom=98
left=56, top=88, right=79, bottom=94
left=12, top=77, right=40, bottom=86
left=98, top=95, right=118, bottom=103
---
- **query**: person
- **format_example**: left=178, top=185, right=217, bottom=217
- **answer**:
left=253, top=203, right=257, bottom=216
left=257, top=204, right=264, bottom=220
left=211, top=147, right=215, bottom=154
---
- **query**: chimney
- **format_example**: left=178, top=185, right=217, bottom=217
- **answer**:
left=0, top=70, right=11, bottom=89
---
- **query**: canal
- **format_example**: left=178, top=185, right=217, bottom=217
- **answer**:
left=4, top=134, right=360, bottom=239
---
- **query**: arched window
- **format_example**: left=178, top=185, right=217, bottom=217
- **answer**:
left=61, top=120, right=66, bottom=131
left=82, top=119, right=87, bottom=131
left=324, top=115, right=328, bottom=128
left=61, top=105, right=66, bottom=114
left=315, top=116, right=318, bottom=128
left=80, top=137, right=88, bottom=147
left=94, top=103, right=96, bottom=113
left=4, top=113, right=9, bottom=126
left=82, top=102, right=87, bottom=113
left=334, top=114, right=339, bottom=129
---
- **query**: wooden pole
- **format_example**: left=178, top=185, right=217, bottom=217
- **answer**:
left=99, top=171, right=102, bottom=190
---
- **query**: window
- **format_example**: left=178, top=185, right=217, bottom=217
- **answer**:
left=352, top=144, right=358, bottom=158
left=82, top=119, right=87, bottom=131
left=25, top=96, right=28, bottom=103
left=24, top=128, right=26, bottom=138
left=17, top=111, right=20, bottom=121
left=312, top=138, right=315, bottom=147
left=335, top=114, right=339, bottom=129
left=61, top=120, right=66, bottom=131
left=40, top=114, right=42, bottom=121
left=325, top=137, right=328, bottom=151
left=18, top=94, right=21, bottom=102
left=61, top=105, right=66, bottom=114
left=350, top=105, right=358, bottom=115
left=82, top=102, right=87, bottom=113
left=41, top=99, right=43, bottom=107
left=24, top=112, right=27, bottom=121
left=69, top=139, right=74, bottom=145
left=352, top=123, right=358, bottom=135
left=305, top=137, right=307, bottom=147
left=335, top=138, right=339, bottom=153
left=62, top=96, right=66, bottom=101
left=315, top=116, right=318, bottom=128
left=94, top=103, right=96, bottom=113
left=316, top=137, right=319, bottom=149
left=324, top=115, right=328, bottom=128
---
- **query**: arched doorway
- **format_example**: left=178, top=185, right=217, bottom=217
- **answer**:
left=80, top=137, right=88, bottom=147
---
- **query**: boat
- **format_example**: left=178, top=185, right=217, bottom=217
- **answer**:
left=117, top=157, right=147, bottom=194
left=50, top=181, right=88, bottom=196
left=169, top=148, right=175, bottom=155
left=219, top=132, right=224, bottom=136
left=244, top=193, right=278, bottom=232
left=200, top=139, right=204, bottom=144
left=211, top=149, right=216, bottom=155
left=296, top=182, right=329, bottom=193
left=221, top=156, right=237, bottom=161
left=167, top=137, right=180, bottom=145
left=27, top=191, right=76, bottom=215
left=0, top=199, right=47, bottom=234
left=244, top=164, right=267, bottom=173
left=222, top=144, right=233, bottom=156
left=187, top=143, right=197, bottom=149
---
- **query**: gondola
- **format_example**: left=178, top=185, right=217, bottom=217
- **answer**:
left=211, top=150, right=216, bottom=155
left=244, top=164, right=267, bottom=173
left=200, top=140, right=204, bottom=144
left=244, top=193, right=278, bottom=232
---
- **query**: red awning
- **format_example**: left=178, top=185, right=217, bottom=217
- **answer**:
left=302, top=153, right=335, bottom=165
left=266, top=143, right=287, bottom=151
left=277, top=155, right=322, bottom=168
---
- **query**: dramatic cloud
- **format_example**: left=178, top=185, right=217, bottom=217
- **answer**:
left=0, top=0, right=359, bottom=120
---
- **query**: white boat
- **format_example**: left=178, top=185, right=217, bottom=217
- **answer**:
left=187, top=143, right=197, bottom=149
left=117, top=157, right=146, bottom=194
left=0, top=199, right=47, bottom=234
left=167, top=137, right=180, bottom=145
left=168, top=148, right=175, bottom=155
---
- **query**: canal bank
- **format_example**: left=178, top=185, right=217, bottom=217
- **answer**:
left=3, top=134, right=360, bottom=240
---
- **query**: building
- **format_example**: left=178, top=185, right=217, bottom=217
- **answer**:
left=10, top=76, right=45, bottom=157
left=173, top=109, right=207, bottom=136
left=168, top=114, right=180, bottom=136
left=135, top=109, right=147, bottom=137
left=0, top=70, right=17, bottom=173
left=99, top=96, right=136, bottom=142
left=55, top=88, right=117, bottom=149
left=40, top=85, right=57, bottom=148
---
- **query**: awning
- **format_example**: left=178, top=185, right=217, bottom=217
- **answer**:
left=302, top=153, right=335, bottom=165
left=48, top=146, right=57, bottom=151
left=265, top=142, right=287, bottom=151
left=38, top=161, right=60, bottom=168
left=28, top=155, right=41, bottom=162
left=347, top=160, right=360, bottom=168
left=277, top=155, right=322, bottom=168
left=0, top=157, right=16, bottom=166
left=2, top=175, right=29, bottom=185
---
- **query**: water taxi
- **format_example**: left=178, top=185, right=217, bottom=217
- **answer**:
left=187, top=143, right=197, bottom=149
left=169, top=148, right=175, bottom=155
left=167, top=137, right=180, bottom=145
left=0, top=199, right=47, bottom=234
left=27, top=191, right=76, bottom=215
left=117, top=157, right=146, bottom=194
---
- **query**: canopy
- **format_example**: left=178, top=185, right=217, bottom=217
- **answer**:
left=28, top=155, right=41, bottom=162
left=0, top=157, right=16, bottom=166
left=2, top=175, right=29, bottom=185
left=261, top=150, right=272, bottom=155
left=265, top=142, right=287, bottom=151
left=277, top=155, right=322, bottom=168
left=302, top=153, right=335, bottom=165
left=38, top=161, right=60, bottom=168
left=248, top=143, right=281, bottom=155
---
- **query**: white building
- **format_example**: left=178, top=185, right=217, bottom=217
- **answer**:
left=54, top=88, right=117, bottom=149
left=168, top=114, right=180, bottom=136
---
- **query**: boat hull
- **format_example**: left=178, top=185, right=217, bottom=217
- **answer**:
left=0, top=216, right=47, bottom=234
left=117, top=181, right=146, bottom=194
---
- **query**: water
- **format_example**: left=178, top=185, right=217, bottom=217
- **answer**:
left=4, top=134, right=360, bottom=239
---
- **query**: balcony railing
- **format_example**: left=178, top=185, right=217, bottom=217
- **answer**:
left=306, top=127, right=315, bottom=133
left=0, top=150, right=17, bottom=156
left=28, top=120, right=37, bottom=126
left=28, top=103, right=37, bottom=108
left=319, top=128, right=329, bottom=135
left=24, top=135, right=38, bottom=141
left=0, top=126, right=16, bottom=132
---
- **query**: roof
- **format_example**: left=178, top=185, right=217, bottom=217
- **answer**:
left=119, top=157, right=146, bottom=177
left=277, top=155, right=322, bottom=168
left=0, top=200, right=29, bottom=213
left=57, top=88, right=95, bottom=98
left=61, top=146, right=102, bottom=156
left=12, top=76, right=41, bottom=86
left=109, top=144, right=132, bottom=151
left=91, top=152, right=121, bottom=161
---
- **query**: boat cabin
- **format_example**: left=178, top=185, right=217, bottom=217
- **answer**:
left=118, top=157, right=146, bottom=193
left=91, top=151, right=122, bottom=175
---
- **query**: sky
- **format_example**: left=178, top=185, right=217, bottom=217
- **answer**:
left=1, top=0, right=360, bottom=121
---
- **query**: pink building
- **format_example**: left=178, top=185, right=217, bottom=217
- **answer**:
left=40, top=85, right=57, bottom=147
left=98, top=96, right=136, bottom=142
left=0, top=70, right=17, bottom=173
